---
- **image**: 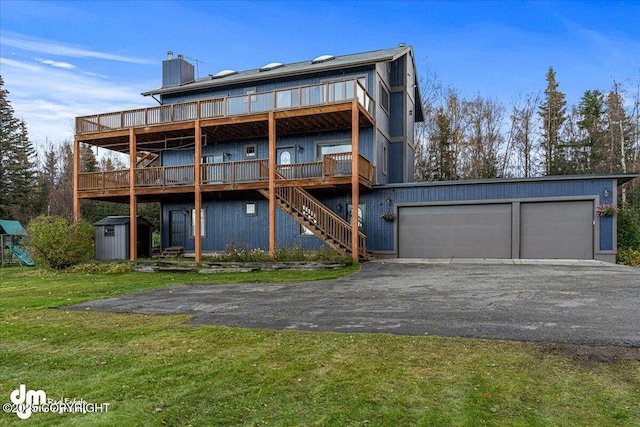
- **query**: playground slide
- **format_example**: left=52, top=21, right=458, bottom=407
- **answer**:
left=10, top=246, right=35, bottom=267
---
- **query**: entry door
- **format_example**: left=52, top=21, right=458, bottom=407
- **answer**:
left=277, top=147, right=296, bottom=179
left=169, top=210, right=186, bottom=247
left=203, top=154, right=224, bottom=183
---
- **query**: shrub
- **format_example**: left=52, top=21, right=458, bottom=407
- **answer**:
left=274, top=245, right=306, bottom=262
left=617, top=206, right=640, bottom=251
left=66, top=261, right=133, bottom=274
left=616, top=248, right=640, bottom=267
left=27, top=216, right=95, bottom=270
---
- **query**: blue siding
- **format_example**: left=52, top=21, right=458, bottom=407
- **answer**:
left=389, top=92, right=404, bottom=137
left=162, top=68, right=375, bottom=105
left=388, top=142, right=403, bottom=183
left=361, top=178, right=617, bottom=252
left=161, top=128, right=374, bottom=166
left=390, top=56, right=405, bottom=87
left=161, top=178, right=618, bottom=256
left=376, top=131, right=390, bottom=185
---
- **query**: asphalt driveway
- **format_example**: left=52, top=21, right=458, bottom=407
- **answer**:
left=67, top=260, right=640, bottom=346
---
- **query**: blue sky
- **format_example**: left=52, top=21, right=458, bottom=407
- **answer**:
left=1, top=0, right=639, bottom=146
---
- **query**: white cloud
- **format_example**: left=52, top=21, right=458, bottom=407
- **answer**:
left=1, top=32, right=153, bottom=64
left=36, top=58, right=77, bottom=69
left=1, top=57, right=154, bottom=145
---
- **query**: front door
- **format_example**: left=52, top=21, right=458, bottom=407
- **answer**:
left=277, top=147, right=296, bottom=179
left=169, top=210, right=186, bottom=247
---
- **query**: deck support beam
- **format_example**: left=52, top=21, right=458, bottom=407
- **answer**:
left=129, top=128, right=137, bottom=261
left=268, top=112, right=276, bottom=260
left=194, top=120, right=202, bottom=263
left=351, top=99, right=360, bottom=263
left=73, top=137, right=81, bottom=221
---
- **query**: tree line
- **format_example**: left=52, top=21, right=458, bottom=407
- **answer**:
left=0, top=77, right=159, bottom=227
left=414, top=66, right=640, bottom=206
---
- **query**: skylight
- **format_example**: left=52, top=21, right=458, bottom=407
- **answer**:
left=211, top=69, right=238, bottom=79
left=259, top=62, right=285, bottom=72
left=311, top=54, right=335, bottom=64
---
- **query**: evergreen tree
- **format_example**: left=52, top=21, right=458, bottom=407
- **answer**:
left=0, top=76, right=36, bottom=221
left=539, top=67, right=567, bottom=175
left=577, top=90, right=606, bottom=173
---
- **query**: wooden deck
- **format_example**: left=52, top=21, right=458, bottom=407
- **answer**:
left=75, top=79, right=375, bottom=152
left=77, top=153, right=374, bottom=198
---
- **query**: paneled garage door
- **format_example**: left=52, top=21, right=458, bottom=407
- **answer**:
left=398, top=204, right=512, bottom=258
left=520, top=201, right=594, bottom=259
left=397, top=200, right=594, bottom=259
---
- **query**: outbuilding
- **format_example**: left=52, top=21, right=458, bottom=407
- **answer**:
left=94, top=216, right=152, bottom=260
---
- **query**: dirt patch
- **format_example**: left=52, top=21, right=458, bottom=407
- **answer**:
left=538, top=343, right=640, bottom=367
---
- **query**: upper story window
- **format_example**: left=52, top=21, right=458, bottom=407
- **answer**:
left=379, top=82, right=390, bottom=114
left=245, top=144, right=257, bottom=158
left=316, top=142, right=352, bottom=160
left=382, top=145, right=388, bottom=175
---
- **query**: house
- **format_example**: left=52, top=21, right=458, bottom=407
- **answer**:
left=73, top=46, right=636, bottom=263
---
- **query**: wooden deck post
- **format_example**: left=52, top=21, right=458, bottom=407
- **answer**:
left=351, top=99, right=360, bottom=263
left=194, top=120, right=202, bottom=263
left=268, top=112, right=276, bottom=260
left=129, top=128, right=137, bottom=261
left=73, top=137, right=81, bottom=221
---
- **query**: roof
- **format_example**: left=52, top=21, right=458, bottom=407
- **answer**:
left=142, top=46, right=413, bottom=97
left=0, top=220, right=28, bottom=236
left=93, top=216, right=152, bottom=226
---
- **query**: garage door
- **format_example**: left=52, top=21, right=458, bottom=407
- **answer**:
left=520, top=201, right=594, bottom=259
left=398, top=204, right=512, bottom=258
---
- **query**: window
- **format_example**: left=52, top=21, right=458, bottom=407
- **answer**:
left=245, top=203, right=257, bottom=216
left=382, top=145, right=388, bottom=175
left=245, top=144, right=257, bottom=158
left=300, top=224, right=314, bottom=236
left=203, top=154, right=223, bottom=164
left=347, top=203, right=365, bottom=232
left=104, top=226, right=115, bottom=237
left=190, top=208, right=206, bottom=237
left=316, top=142, right=352, bottom=160
left=244, top=87, right=257, bottom=102
left=379, top=82, right=390, bottom=114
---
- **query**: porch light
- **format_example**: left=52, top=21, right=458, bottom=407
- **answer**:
left=295, top=145, right=303, bottom=152
left=336, top=203, right=343, bottom=212
left=603, top=187, right=610, bottom=198
left=386, top=197, right=393, bottom=206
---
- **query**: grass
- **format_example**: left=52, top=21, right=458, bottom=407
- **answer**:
left=1, top=266, right=639, bottom=426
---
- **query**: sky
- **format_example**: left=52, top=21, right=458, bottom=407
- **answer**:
left=1, top=0, right=639, bottom=147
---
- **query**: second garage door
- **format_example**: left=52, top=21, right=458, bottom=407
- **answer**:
left=398, top=204, right=512, bottom=258
left=520, top=201, right=594, bottom=259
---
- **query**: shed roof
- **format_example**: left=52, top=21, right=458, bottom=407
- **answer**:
left=93, top=216, right=152, bottom=226
left=142, top=46, right=413, bottom=97
left=0, top=220, right=28, bottom=236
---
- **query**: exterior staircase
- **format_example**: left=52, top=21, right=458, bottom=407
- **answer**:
left=137, top=152, right=159, bottom=168
left=258, top=185, right=367, bottom=259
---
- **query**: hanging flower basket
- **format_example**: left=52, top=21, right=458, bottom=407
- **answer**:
left=380, top=212, right=396, bottom=222
left=596, top=204, right=620, bottom=217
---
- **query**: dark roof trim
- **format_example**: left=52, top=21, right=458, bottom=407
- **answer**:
left=93, top=216, right=152, bottom=226
left=374, top=173, right=639, bottom=190
left=142, top=46, right=412, bottom=97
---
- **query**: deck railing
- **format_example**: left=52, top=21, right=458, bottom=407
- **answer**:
left=78, top=155, right=372, bottom=192
left=76, top=79, right=374, bottom=135
left=201, top=159, right=269, bottom=184
left=273, top=185, right=367, bottom=258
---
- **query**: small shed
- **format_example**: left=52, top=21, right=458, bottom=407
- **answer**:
left=94, top=216, right=152, bottom=260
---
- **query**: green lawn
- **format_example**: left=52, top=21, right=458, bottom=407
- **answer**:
left=1, top=266, right=638, bottom=426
